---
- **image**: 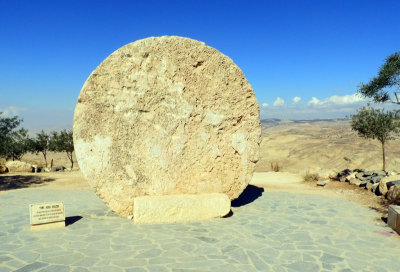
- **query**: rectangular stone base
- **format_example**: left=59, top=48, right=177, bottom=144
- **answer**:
left=133, top=193, right=231, bottom=224
left=388, top=205, right=400, bottom=234
left=31, top=221, right=65, bottom=231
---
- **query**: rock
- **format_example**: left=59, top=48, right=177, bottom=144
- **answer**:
left=345, top=172, right=356, bottom=182
left=364, top=171, right=374, bottom=176
left=338, top=169, right=351, bottom=177
left=359, top=180, right=369, bottom=187
left=0, top=165, right=7, bottom=173
left=371, top=176, right=382, bottom=184
left=133, top=193, right=231, bottom=224
left=387, top=180, right=400, bottom=191
left=5, top=160, right=33, bottom=172
left=375, top=170, right=387, bottom=176
left=31, top=165, right=42, bottom=173
left=339, top=176, right=347, bottom=182
left=366, top=182, right=374, bottom=192
left=65, top=168, right=72, bottom=171
left=317, top=169, right=335, bottom=180
left=73, top=36, right=261, bottom=217
left=378, top=180, right=388, bottom=196
left=372, top=183, right=379, bottom=194
left=349, top=178, right=361, bottom=186
left=387, top=185, right=400, bottom=204
left=355, top=172, right=365, bottom=179
left=329, top=171, right=338, bottom=180
left=378, top=175, right=400, bottom=196
left=51, top=166, right=65, bottom=172
left=317, top=180, right=330, bottom=186
left=43, top=168, right=50, bottom=172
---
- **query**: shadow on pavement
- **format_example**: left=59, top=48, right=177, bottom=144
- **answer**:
left=231, top=185, right=264, bottom=207
left=66, top=216, right=83, bottom=226
left=0, top=175, right=55, bottom=191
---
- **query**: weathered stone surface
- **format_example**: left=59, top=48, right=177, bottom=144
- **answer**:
left=133, top=193, right=231, bottom=224
left=5, top=160, right=32, bottom=172
left=378, top=181, right=388, bottom=196
left=349, top=178, right=361, bottom=186
left=73, top=36, right=261, bottom=216
left=366, top=182, right=374, bottom=192
left=0, top=164, right=7, bottom=173
left=372, top=183, right=379, bottom=194
left=371, top=176, right=382, bottom=184
left=51, top=166, right=65, bottom=172
left=317, top=180, right=330, bottom=186
left=358, top=180, right=369, bottom=187
left=378, top=175, right=400, bottom=196
left=345, top=172, right=356, bottom=182
left=355, top=172, right=365, bottom=179
left=387, top=185, right=400, bottom=204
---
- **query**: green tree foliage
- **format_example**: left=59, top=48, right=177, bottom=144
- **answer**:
left=351, top=105, right=400, bottom=171
left=30, top=130, right=51, bottom=167
left=359, top=52, right=400, bottom=104
left=0, top=113, right=30, bottom=160
left=50, top=130, right=74, bottom=169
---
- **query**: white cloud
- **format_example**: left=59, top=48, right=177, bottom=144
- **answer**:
left=292, top=96, right=301, bottom=104
left=262, top=103, right=269, bottom=108
left=307, top=94, right=365, bottom=107
left=261, top=93, right=371, bottom=120
left=324, top=94, right=365, bottom=105
left=307, top=97, right=321, bottom=106
left=273, top=97, right=285, bottom=107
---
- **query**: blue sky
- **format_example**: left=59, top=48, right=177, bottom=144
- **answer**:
left=1, top=0, right=400, bottom=131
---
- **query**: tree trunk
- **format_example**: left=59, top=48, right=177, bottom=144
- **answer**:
left=382, top=140, right=386, bottom=171
left=68, top=152, right=73, bottom=169
left=43, top=152, right=47, bottom=167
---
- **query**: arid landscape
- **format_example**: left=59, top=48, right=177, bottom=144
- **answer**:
left=1, top=119, right=397, bottom=221
left=19, top=119, right=400, bottom=175
left=256, top=119, right=400, bottom=173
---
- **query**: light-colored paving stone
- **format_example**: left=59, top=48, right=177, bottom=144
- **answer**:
left=1, top=187, right=400, bottom=271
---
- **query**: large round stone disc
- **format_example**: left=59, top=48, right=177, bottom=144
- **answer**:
left=73, top=36, right=261, bottom=216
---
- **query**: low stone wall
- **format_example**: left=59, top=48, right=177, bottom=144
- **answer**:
left=331, top=169, right=400, bottom=203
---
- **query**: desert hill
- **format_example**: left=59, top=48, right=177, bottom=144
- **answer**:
left=17, top=118, right=400, bottom=175
left=256, top=118, right=400, bottom=174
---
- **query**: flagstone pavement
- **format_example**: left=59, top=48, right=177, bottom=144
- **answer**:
left=1, top=186, right=400, bottom=272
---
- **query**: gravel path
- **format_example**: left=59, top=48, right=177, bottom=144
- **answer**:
left=1, top=186, right=399, bottom=272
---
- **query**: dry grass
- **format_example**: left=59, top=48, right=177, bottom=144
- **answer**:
left=270, top=162, right=281, bottom=172
left=303, top=171, right=320, bottom=183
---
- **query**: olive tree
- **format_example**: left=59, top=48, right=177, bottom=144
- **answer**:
left=0, top=113, right=30, bottom=161
left=31, top=130, right=51, bottom=167
left=351, top=105, right=399, bottom=171
left=50, top=130, right=74, bottom=169
left=359, top=52, right=400, bottom=104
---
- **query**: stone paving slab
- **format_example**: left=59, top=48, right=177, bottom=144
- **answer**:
left=1, top=187, right=400, bottom=271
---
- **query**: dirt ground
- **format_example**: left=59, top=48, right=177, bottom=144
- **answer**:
left=22, top=151, right=78, bottom=169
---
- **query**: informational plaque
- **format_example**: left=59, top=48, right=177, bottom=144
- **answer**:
left=29, top=202, right=65, bottom=231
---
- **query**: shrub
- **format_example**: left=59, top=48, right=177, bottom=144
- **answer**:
left=270, top=162, right=281, bottom=172
left=303, top=171, right=320, bottom=182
